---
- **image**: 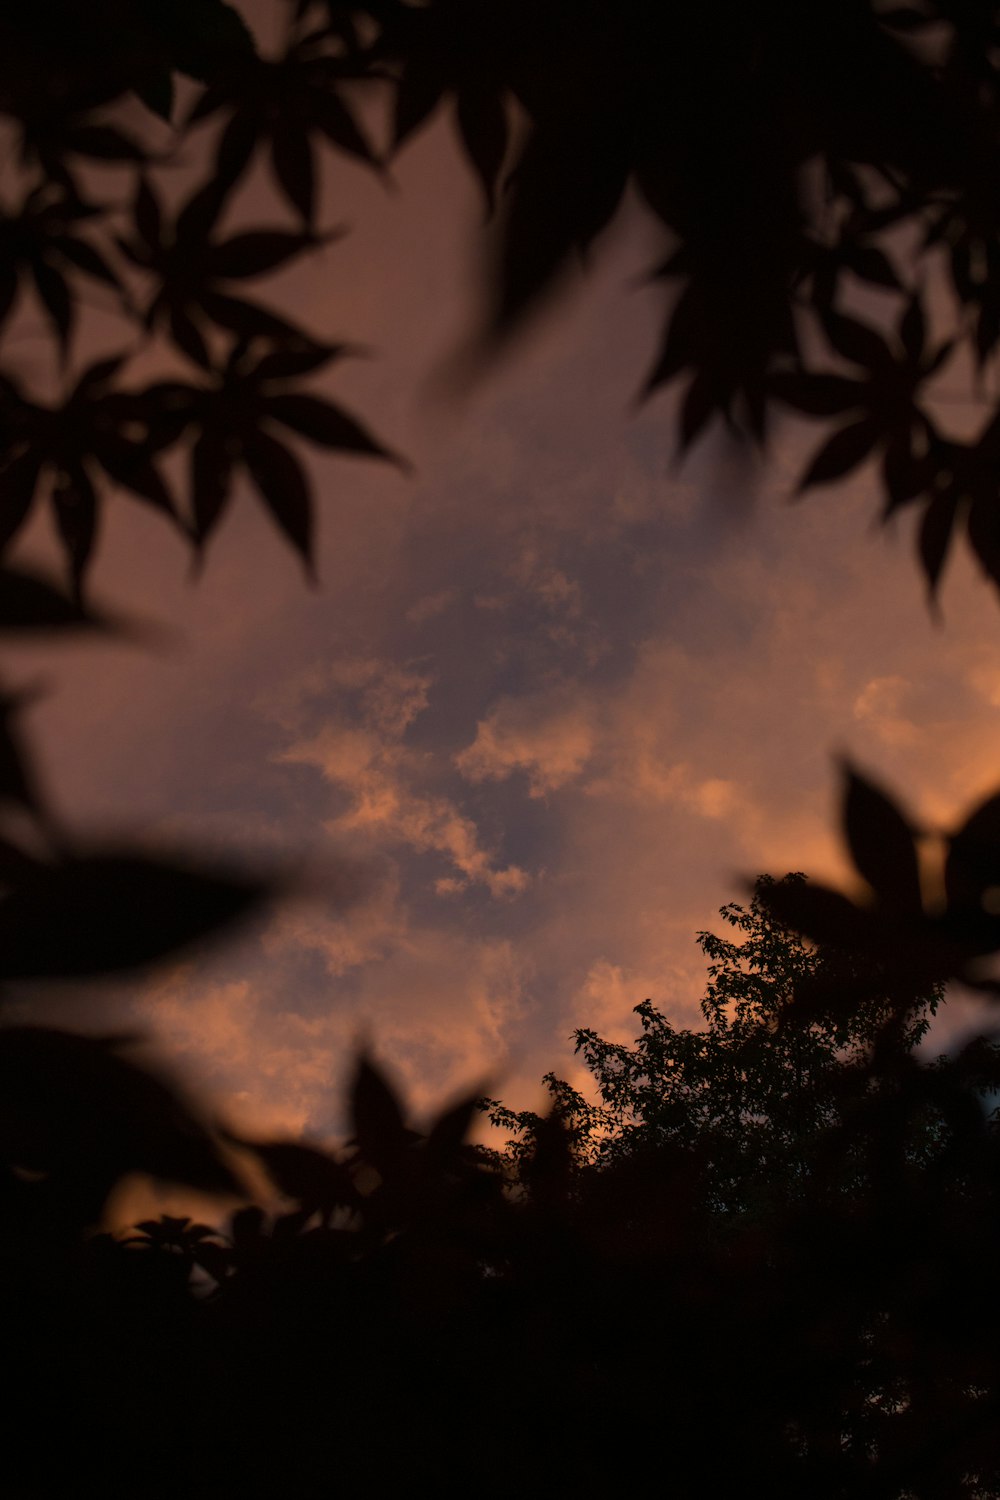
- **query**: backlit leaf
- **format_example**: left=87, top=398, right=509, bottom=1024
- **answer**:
left=918, top=488, right=959, bottom=600
left=270, top=125, right=315, bottom=224
left=968, top=493, right=1000, bottom=591
left=798, top=420, right=880, bottom=490
left=946, top=790, right=1000, bottom=914
left=842, top=763, right=922, bottom=912
left=756, top=878, right=875, bottom=952
left=351, top=1054, right=409, bottom=1176
left=823, top=312, right=893, bottom=372
left=243, top=429, right=314, bottom=572
left=191, top=430, right=234, bottom=545
left=266, top=392, right=393, bottom=458
left=32, top=260, right=72, bottom=356
left=0, top=851, right=271, bottom=978
left=0, top=566, right=119, bottom=633
left=208, top=231, right=317, bottom=281
left=52, top=463, right=97, bottom=596
left=769, top=371, right=865, bottom=417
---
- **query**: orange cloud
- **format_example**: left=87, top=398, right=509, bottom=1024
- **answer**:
left=457, top=691, right=596, bottom=795
left=277, top=656, right=530, bottom=897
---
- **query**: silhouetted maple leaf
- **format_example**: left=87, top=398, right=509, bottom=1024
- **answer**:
left=425, top=1092, right=480, bottom=1162
left=0, top=848, right=272, bottom=979
left=0, top=565, right=151, bottom=637
left=773, top=297, right=951, bottom=509
left=759, top=764, right=1000, bottom=1013
left=233, top=1136, right=359, bottom=1218
left=488, top=97, right=630, bottom=339
left=0, top=185, right=121, bottom=358
left=0, top=1027, right=241, bottom=1214
left=117, top=178, right=324, bottom=365
left=350, top=1054, right=417, bottom=1179
left=143, top=337, right=398, bottom=573
left=926, top=186, right=1000, bottom=364
left=796, top=227, right=901, bottom=312
left=187, top=28, right=378, bottom=224
left=922, top=417, right=1000, bottom=599
left=382, top=0, right=515, bottom=210
left=0, top=355, right=177, bottom=594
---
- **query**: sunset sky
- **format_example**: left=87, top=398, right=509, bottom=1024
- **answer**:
left=7, top=24, right=1000, bottom=1154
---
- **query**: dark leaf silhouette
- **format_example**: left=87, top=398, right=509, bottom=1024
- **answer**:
left=52, top=462, right=98, bottom=594
left=491, top=111, right=629, bottom=335
left=31, top=261, right=73, bottom=356
left=0, top=355, right=179, bottom=593
left=945, top=790, right=1000, bottom=927
left=234, top=1136, right=358, bottom=1216
left=188, top=30, right=378, bottom=221
left=253, top=340, right=350, bottom=381
left=350, top=1054, right=412, bottom=1177
left=0, top=1027, right=240, bottom=1210
left=842, top=763, right=923, bottom=912
left=769, top=371, right=866, bottom=418
left=119, top=179, right=321, bottom=361
left=206, top=230, right=323, bottom=281
left=758, top=765, right=1000, bottom=1006
left=271, top=119, right=315, bottom=223
left=755, top=877, right=878, bottom=956
left=426, top=1092, right=480, bottom=1161
left=0, top=185, right=125, bottom=355
left=242, top=428, right=314, bottom=571
left=386, top=0, right=514, bottom=209
left=0, top=566, right=148, bottom=637
left=62, top=123, right=146, bottom=162
left=918, top=486, right=960, bottom=601
left=191, top=427, right=234, bottom=545
left=968, top=490, right=1000, bottom=592
left=0, top=850, right=272, bottom=978
left=792, top=299, right=948, bottom=505
left=266, top=391, right=392, bottom=457
left=797, top=420, right=881, bottom=490
left=822, top=312, right=895, bottom=373
left=168, top=339, right=396, bottom=571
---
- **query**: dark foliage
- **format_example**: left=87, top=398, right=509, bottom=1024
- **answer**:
left=480, top=873, right=945, bottom=1189
left=5, top=865, right=1000, bottom=1497
left=3, top=0, right=1000, bottom=598
left=5, top=5, right=1000, bottom=1498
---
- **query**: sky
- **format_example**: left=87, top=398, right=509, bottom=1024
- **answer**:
left=7, top=16, right=1000, bottom=1171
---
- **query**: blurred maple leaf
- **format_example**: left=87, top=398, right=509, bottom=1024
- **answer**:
left=117, top=177, right=328, bottom=367
left=143, top=336, right=399, bottom=575
left=759, top=764, right=1000, bottom=1017
left=187, top=28, right=378, bottom=225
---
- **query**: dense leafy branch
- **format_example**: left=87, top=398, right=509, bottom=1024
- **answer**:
left=481, top=872, right=947, bottom=1202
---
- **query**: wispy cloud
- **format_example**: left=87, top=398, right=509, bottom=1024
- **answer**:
left=277, top=656, right=530, bottom=897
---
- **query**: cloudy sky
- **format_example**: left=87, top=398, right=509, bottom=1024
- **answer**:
left=8, top=39, right=1000, bottom=1157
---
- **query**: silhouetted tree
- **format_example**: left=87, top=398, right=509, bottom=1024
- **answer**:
left=481, top=873, right=947, bottom=1209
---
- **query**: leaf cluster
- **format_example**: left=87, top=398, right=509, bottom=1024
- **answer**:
left=437, top=0, right=1000, bottom=602
left=0, top=0, right=396, bottom=597
left=11, top=1, right=1000, bottom=601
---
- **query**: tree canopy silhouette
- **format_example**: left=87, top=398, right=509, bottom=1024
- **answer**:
left=481, top=873, right=946, bottom=1202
